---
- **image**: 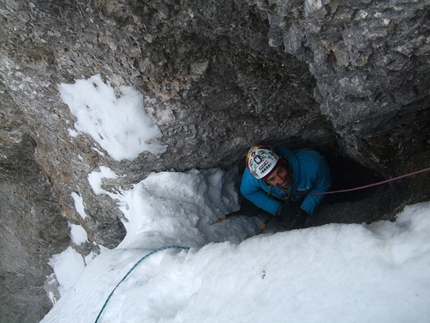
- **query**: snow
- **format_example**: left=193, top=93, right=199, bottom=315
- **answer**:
left=58, top=74, right=167, bottom=161
left=41, top=75, right=430, bottom=322
left=48, top=247, right=86, bottom=297
left=88, top=166, right=118, bottom=196
left=68, top=223, right=88, bottom=245
left=71, top=192, right=87, bottom=219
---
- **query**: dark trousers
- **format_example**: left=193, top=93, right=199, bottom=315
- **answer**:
left=236, top=196, right=307, bottom=230
left=238, top=197, right=275, bottom=217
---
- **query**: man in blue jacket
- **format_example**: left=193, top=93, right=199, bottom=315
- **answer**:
left=240, top=144, right=331, bottom=229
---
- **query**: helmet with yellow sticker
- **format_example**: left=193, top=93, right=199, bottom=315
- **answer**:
left=245, top=144, right=280, bottom=179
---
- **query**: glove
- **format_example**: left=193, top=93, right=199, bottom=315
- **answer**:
left=276, top=203, right=309, bottom=230
left=293, top=209, right=309, bottom=229
left=276, top=202, right=300, bottom=227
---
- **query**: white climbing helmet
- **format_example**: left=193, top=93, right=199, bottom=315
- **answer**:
left=246, top=144, right=280, bottom=179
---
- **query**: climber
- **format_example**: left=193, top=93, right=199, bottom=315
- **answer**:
left=239, top=143, right=332, bottom=230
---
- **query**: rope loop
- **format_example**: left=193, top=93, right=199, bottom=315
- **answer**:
left=94, top=245, right=190, bottom=323
left=316, top=166, right=430, bottom=195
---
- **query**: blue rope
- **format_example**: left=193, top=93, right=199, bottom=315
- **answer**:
left=94, top=245, right=190, bottom=323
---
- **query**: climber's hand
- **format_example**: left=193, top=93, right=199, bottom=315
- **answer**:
left=276, top=202, right=299, bottom=226
left=294, top=209, right=309, bottom=229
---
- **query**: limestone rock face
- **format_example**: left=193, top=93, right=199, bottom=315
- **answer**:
left=0, top=0, right=429, bottom=322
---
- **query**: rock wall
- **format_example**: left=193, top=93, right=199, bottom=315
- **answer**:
left=0, top=88, right=70, bottom=322
left=0, top=0, right=429, bottom=322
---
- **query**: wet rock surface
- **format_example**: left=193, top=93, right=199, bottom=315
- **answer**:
left=0, top=0, right=429, bottom=322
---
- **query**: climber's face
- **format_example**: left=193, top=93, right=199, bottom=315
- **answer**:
left=265, top=162, right=290, bottom=188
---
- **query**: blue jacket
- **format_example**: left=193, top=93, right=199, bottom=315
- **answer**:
left=240, top=146, right=331, bottom=216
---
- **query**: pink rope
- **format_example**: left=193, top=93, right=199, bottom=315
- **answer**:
left=315, top=166, right=430, bottom=195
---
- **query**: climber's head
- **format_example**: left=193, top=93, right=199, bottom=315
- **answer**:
left=246, top=144, right=291, bottom=188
